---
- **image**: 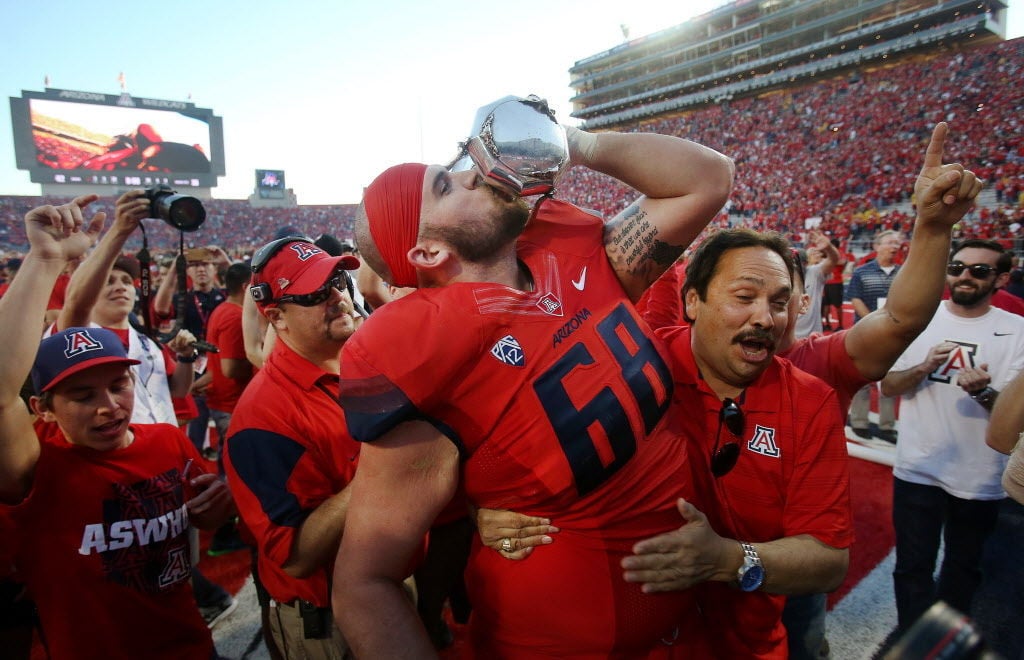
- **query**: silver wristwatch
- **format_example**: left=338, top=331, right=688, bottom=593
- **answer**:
left=737, top=542, right=765, bottom=592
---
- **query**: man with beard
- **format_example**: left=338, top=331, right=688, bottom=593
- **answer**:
left=881, top=238, right=1024, bottom=633
left=223, top=238, right=363, bottom=658
left=333, top=125, right=734, bottom=657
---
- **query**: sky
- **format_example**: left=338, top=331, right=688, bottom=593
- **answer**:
left=2, top=0, right=1021, bottom=205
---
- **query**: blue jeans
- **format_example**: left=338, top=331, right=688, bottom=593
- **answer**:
left=892, top=477, right=1001, bottom=632
left=783, top=592, right=828, bottom=659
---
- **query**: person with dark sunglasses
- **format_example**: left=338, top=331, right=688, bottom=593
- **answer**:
left=881, top=238, right=1024, bottom=635
left=223, top=237, right=368, bottom=658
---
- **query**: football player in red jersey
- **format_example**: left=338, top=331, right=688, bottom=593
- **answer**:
left=333, top=124, right=733, bottom=658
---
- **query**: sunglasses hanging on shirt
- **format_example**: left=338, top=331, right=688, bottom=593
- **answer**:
left=711, top=398, right=745, bottom=478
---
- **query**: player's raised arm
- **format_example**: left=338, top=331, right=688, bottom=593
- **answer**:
left=566, top=127, right=734, bottom=301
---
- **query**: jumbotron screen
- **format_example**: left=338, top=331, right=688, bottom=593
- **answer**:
left=256, top=169, right=286, bottom=199
left=9, top=88, right=225, bottom=188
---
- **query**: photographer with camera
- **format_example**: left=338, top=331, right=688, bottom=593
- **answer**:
left=153, top=245, right=229, bottom=343
left=55, top=191, right=197, bottom=423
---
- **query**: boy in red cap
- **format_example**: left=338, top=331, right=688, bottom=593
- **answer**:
left=0, top=196, right=235, bottom=660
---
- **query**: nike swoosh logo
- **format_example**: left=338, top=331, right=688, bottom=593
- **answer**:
left=994, top=332, right=1014, bottom=336
left=572, top=267, right=587, bottom=291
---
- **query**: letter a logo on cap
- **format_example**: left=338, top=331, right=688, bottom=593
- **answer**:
left=289, top=243, right=323, bottom=262
left=63, top=329, right=104, bottom=358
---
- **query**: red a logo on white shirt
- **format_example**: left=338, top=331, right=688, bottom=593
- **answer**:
left=929, top=341, right=978, bottom=384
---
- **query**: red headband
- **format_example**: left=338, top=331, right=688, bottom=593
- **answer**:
left=364, top=163, right=428, bottom=288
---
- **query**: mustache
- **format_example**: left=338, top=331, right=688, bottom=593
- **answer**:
left=325, top=301, right=354, bottom=319
left=481, top=178, right=521, bottom=206
left=733, top=328, right=777, bottom=350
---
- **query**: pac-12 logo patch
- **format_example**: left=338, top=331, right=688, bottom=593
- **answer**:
left=491, top=334, right=525, bottom=367
left=64, top=329, right=104, bottom=358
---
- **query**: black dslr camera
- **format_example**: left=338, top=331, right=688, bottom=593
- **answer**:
left=144, top=184, right=206, bottom=232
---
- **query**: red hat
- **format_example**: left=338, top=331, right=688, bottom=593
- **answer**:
left=251, top=239, right=359, bottom=307
left=31, top=327, right=140, bottom=394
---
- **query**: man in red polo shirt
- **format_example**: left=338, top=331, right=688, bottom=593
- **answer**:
left=621, top=228, right=853, bottom=659
left=223, top=237, right=362, bottom=658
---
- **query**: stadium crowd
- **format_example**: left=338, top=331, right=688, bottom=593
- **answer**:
left=0, top=34, right=1023, bottom=660
left=0, top=196, right=357, bottom=262
left=561, top=38, right=1024, bottom=253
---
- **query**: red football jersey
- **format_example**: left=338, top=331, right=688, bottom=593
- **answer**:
left=341, top=200, right=698, bottom=657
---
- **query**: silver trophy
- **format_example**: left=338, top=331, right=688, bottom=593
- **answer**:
left=449, top=95, right=569, bottom=197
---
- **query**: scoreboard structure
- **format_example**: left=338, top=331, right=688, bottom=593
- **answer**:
left=9, top=87, right=225, bottom=197
left=255, top=169, right=286, bottom=199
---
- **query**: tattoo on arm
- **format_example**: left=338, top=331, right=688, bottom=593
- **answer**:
left=608, top=203, right=685, bottom=279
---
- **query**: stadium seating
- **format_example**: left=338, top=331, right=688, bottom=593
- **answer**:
left=558, top=37, right=1024, bottom=252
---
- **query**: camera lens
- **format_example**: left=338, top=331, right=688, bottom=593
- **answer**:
left=160, top=194, right=206, bottom=232
left=884, top=602, right=1001, bottom=660
left=147, top=187, right=206, bottom=232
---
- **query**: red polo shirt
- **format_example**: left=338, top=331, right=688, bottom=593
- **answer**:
left=659, top=326, right=853, bottom=659
left=224, top=339, right=360, bottom=607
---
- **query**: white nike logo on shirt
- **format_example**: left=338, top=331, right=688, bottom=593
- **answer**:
left=572, top=267, right=587, bottom=291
